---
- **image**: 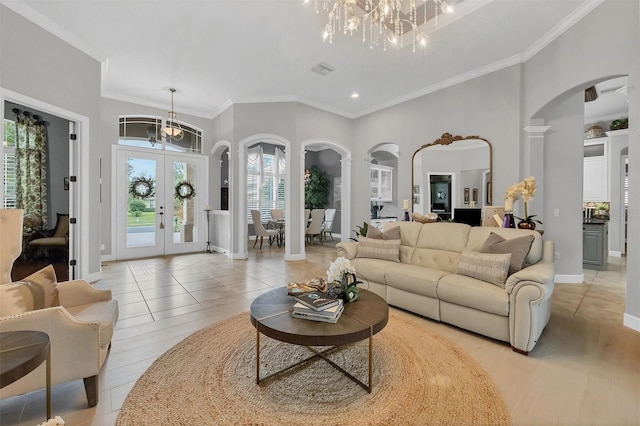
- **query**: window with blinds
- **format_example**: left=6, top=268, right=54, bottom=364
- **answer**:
left=247, top=145, right=286, bottom=223
left=3, top=119, right=17, bottom=208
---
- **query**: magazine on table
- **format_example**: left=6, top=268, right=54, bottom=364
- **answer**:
left=294, top=290, right=340, bottom=311
left=292, top=302, right=344, bottom=323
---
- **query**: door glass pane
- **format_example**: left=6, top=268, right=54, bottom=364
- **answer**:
left=127, top=157, right=157, bottom=247
left=172, top=161, right=199, bottom=244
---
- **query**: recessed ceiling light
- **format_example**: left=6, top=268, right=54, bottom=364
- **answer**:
left=350, top=92, right=360, bottom=99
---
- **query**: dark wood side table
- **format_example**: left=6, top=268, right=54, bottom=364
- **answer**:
left=0, top=331, right=51, bottom=420
left=250, top=287, right=389, bottom=393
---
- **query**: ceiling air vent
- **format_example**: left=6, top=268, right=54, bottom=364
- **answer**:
left=584, top=86, right=598, bottom=102
left=311, top=62, right=335, bottom=76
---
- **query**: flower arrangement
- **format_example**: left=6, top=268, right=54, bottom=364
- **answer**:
left=505, top=176, right=542, bottom=228
left=326, top=257, right=361, bottom=302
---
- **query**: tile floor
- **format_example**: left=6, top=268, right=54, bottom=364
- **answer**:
left=1, top=241, right=638, bottom=425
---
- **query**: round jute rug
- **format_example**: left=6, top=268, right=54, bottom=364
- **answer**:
left=117, top=311, right=510, bottom=426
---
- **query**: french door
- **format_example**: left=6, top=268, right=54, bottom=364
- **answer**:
left=114, top=146, right=208, bottom=259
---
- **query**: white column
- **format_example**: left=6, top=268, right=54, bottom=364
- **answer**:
left=523, top=125, right=551, bottom=222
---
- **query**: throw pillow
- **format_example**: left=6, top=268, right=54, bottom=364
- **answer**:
left=0, top=282, right=36, bottom=316
left=456, top=250, right=512, bottom=288
left=412, top=212, right=438, bottom=224
left=357, top=236, right=401, bottom=262
left=481, top=232, right=534, bottom=275
left=366, top=225, right=401, bottom=240
left=23, top=264, right=59, bottom=308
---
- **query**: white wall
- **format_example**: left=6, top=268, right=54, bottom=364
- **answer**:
left=352, top=65, right=523, bottom=235
left=1, top=5, right=101, bottom=277
left=212, top=102, right=352, bottom=259
left=522, top=0, right=639, bottom=322
left=99, top=97, right=214, bottom=257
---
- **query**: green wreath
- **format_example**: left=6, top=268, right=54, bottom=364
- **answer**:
left=129, top=176, right=155, bottom=199
left=175, top=180, right=197, bottom=200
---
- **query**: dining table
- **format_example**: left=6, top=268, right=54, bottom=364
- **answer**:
left=267, top=219, right=285, bottom=247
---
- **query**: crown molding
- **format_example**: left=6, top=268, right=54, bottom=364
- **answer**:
left=522, top=0, right=605, bottom=62
left=523, top=125, right=551, bottom=134
left=228, top=95, right=356, bottom=120
left=101, top=90, right=216, bottom=120
left=353, top=54, right=522, bottom=118
left=1, top=0, right=107, bottom=62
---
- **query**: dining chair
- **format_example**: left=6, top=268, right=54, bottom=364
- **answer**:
left=305, top=209, right=325, bottom=245
left=250, top=210, right=279, bottom=249
left=322, top=208, right=337, bottom=241
left=270, top=209, right=284, bottom=221
left=304, top=209, right=311, bottom=224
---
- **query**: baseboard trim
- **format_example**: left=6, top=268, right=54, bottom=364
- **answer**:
left=212, top=246, right=230, bottom=257
left=623, top=313, right=640, bottom=332
left=231, top=252, right=248, bottom=260
left=100, top=254, right=116, bottom=262
left=554, top=274, right=584, bottom=284
left=609, top=250, right=622, bottom=257
left=285, top=253, right=305, bottom=261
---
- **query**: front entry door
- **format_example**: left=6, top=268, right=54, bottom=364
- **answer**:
left=114, top=147, right=208, bottom=259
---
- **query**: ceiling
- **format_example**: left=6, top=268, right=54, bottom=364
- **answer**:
left=4, top=0, right=626, bottom=120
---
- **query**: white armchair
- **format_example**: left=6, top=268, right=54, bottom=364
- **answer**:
left=0, top=209, right=118, bottom=407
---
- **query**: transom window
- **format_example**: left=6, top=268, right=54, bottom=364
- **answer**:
left=247, top=144, right=285, bottom=222
left=118, top=115, right=202, bottom=153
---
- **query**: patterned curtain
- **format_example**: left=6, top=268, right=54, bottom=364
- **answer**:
left=15, top=112, right=48, bottom=228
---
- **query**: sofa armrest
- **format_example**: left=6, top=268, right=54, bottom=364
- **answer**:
left=506, top=260, right=555, bottom=353
left=58, top=279, right=112, bottom=308
left=336, top=241, right=358, bottom=259
left=0, top=307, right=101, bottom=386
left=505, top=261, right=555, bottom=295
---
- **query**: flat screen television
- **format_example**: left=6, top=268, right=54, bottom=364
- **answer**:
left=453, top=208, right=482, bottom=227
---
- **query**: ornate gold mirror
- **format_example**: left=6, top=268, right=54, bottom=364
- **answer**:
left=412, top=133, right=492, bottom=221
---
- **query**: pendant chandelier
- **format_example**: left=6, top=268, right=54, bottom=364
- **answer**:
left=161, top=88, right=184, bottom=143
left=307, top=0, right=453, bottom=52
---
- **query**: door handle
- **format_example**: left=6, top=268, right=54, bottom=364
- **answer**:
left=159, top=206, right=165, bottom=229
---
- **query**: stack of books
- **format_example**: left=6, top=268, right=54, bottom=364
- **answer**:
left=292, top=290, right=344, bottom=323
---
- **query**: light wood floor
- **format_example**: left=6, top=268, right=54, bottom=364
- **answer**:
left=1, top=240, right=638, bottom=425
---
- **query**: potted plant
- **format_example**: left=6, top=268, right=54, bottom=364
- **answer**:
left=304, top=165, right=330, bottom=210
left=514, top=214, right=543, bottom=230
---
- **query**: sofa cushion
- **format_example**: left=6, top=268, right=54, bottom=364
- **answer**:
left=66, top=300, right=119, bottom=349
left=467, top=227, right=542, bottom=265
left=411, top=222, right=471, bottom=272
left=481, top=232, right=534, bottom=275
left=23, top=264, right=59, bottom=308
left=456, top=250, right=511, bottom=288
left=366, top=225, right=401, bottom=240
left=356, top=236, right=401, bottom=262
left=0, top=283, right=35, bottom=316
left=384, top=264, right=450, bottom=298
left=350, top=258, right=396, bottom=286
left=383, top=222, right=423, bottom=264
left=438, top=273, right=510, bottom=316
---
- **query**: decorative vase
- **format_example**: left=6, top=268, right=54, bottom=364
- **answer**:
left=517, top=221, right=536, bottom=230
left=502, top=213, right=515, bottom=228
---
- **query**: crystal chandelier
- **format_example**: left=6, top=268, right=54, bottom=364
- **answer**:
left=307, top=0, right=453, bottom=52
left=161, top=88, right=184, bottom=143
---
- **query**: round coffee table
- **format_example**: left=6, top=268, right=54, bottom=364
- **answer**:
left=0, top=331, right=51, bottom=420
left=250, top=286, right=388, bottom=393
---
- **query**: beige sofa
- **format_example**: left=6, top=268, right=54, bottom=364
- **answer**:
left=337, top=221, right=555, bottom=354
